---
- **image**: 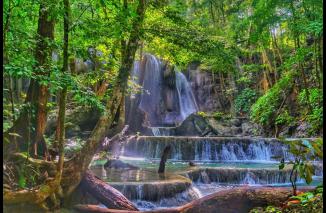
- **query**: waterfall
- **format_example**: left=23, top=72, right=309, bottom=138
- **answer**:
left=241, top=172, right=258, bottom=185
left=186, top=168, right=298, bottom=185
left=220, top=144, right=238, bottom=161
left=127, top=54, right=198, bottom=129
left=150, top=127, right=174, bottom=136
left=188, top=185, right=203, bottom=198
left=138, top=54, right=163, bottom=126
left=247, top=142, right=271, bottom=161
left=151, top=127, right=161, bottom=136
left=200, top=171, right=211, bottom=184
left=175, top=71, right=198, bottom=124
left=122, top=137, right=296, bottom=162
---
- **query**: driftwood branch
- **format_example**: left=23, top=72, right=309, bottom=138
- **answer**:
left=80, top=170, right=138, bottom=211
left=99, top=125, right=129, bottom=154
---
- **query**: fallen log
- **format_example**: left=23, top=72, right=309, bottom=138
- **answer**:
left=80, top=170, right=138, bottom=211
left=74, top=186, right=315, bottom=213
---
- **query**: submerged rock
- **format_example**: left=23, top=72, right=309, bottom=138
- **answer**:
left=188, top=161, right=196, bottom=167
left=104, top=159, right=139, bottom=170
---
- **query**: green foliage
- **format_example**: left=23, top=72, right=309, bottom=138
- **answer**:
left=250, top=71, right=296, bottom=126
left=278, top=138, right=323, bottom=195
left=235, top=88, right=257, bottom=114
left=250, top=185, right=323, bottom=213
left=298, top=88, right=323, bottom=134
left=213, top=111, right=224, bottom=120
left=197, top=111, right=208, bottom=118
left=249, top=205, right=282, bottom=213
left=17, top=169, right=26, bottom=188
left=275, top=110, right=295, bottom=126
left=212, top=111, right=232, bottom=120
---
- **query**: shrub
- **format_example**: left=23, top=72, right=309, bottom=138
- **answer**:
left=275, top=110, right=295, bottom=126
left=213, top=111, right=224, bottom=120
left=298, top=88, right=323, bottom=134
left=212, top=111, right=232, bottom=120
left=278, top=138, right=323, bottom=195
left=197, top=111, right=208, bottom=118
left=250, top=71, right=296, bottom=126
left=249, top=185, right=323, bottom=213
left=235, top=88, right=257, bottom=114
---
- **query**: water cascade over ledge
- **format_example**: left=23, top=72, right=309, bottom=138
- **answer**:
left=121, top=136, right=294, bottom=162
left=95, top=54, right=323, bottom=211
left=125, top=54, right=198, bottom=133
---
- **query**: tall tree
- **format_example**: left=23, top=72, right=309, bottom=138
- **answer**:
left=4, top=0, right=57, bottom=160
left=61, top=0, right=147, bottom=197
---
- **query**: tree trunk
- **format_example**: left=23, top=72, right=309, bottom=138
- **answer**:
left=56, top=0, right=70, bottom=188
left=4, top=1, right=56, bottom=160
left=73, top=187, right=314, bottom=213
left=4, top=0, right=147, bottom=209
left=61, top=0, right=146, bottom=197
left=158, top=145, right=171, bottom=173
left=80, top=170, right=138, bottom=211
left=317, top=37, right=323, bottom=88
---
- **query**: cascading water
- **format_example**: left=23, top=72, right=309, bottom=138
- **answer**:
left=151, top=127, right=161, bottom=136
left=98, top=54, right=323, bottom=211
left=122, top=137, right=293, bottom=162
left=150, top=127, right=175, bottom=136
left=126, top=54, right=198, bottom=130
left=175, top=71, right=198, bottom=125
left=138, top=55, right=163, bottom=126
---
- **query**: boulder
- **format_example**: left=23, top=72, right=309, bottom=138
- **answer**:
left=174, top=114, right=217, bottom=136
left=293, top=122, right=313, bottom=137
left=230, top=118, right=241, bottom=127
left=241, top=121, right=263, bottom=136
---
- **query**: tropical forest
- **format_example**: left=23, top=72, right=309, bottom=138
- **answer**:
left=3, top=0, right=324, bottom=212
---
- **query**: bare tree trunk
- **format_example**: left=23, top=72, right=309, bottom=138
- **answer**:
left=56, top=0, right=70, bottom=188
left=158, top=145, right=171, bottom=173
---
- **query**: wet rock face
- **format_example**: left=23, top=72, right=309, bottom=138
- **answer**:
left=293, top=122, right=313, bottom=137
left=241, top=121, right=264, bottom=136
left=186, top=64, right=231, bottom=113
left=207, top=117, right=264, bottom=137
